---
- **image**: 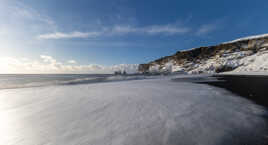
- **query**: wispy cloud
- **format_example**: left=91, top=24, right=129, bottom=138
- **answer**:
left=38, top=31, right=101, bottom=39
left=40, top=55, right=57, bottom=63
left=145, top=25, right=190, bottom=35
left=68, top=60, right=77, bottom=64
left=111, top=25, right=138, bottom=34
left=196, top=24, right=218, bottom=35
left=38, top=24, right=191, bottom=39
left=12, top=2, right=55, bottom=27
left=111, top=24, right=190, bottom=35
left=0, top=55, right=138, bottom=74
left=0, top=1, right=57, bottom=50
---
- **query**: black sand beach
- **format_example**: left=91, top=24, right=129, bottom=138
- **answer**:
left=202, top=74, right=268, bottom=145
left=201, top=74, right=268, bottom=108
left=173, top=74, right=268, bottom=145
left=173, top=74, right=268, bottom=108
left=1, top=75, right=268, bottom=145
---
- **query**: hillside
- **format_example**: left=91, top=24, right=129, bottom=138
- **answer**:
left=138, top=34, right=268, bottom=74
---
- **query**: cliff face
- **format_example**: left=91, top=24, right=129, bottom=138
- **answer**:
left=138, top=34, right=268, bottom=74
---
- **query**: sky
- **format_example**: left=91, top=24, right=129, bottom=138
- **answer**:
left=0, top=0, right=268, bottom=74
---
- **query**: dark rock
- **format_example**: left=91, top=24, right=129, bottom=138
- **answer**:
left=138, top=35, right=268, bottom=73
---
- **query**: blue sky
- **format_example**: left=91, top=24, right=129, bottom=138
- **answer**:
left=0, top=0, right=268, bottom=73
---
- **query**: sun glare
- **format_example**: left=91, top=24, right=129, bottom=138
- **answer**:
left=0, top=103, right=18, bottom=144
left=0, top=58, right=13, bottom=74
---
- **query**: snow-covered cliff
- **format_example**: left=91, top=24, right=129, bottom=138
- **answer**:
left=138, top=34, right=268, bottom=74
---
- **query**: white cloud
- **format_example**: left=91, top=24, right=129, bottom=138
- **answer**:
left=68, top=60, right=77, bottom=64
left=112, top=24, right=190, bottom=35
left=38, top=24, right=191, bottom=39
left=145, top=25, right=190, bottom=35
left=111, top=25, right=138, bottom=34
left=0, top=55, right=138, bottom=74
left=196, top=24, right=217, bottom=35
left=38, top=31, right=101, bottom=39
left=40, top=55, right=57, bottom=63
left=12, top=2, right=55, bottom=27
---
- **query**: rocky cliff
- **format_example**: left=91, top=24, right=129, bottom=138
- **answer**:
left=138, top=34, right=268, bottom=74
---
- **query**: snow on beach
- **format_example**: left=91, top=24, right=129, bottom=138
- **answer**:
left=0, top=77, right=267, bottom=145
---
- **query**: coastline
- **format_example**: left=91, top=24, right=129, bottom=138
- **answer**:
left=199, top=74, right=268, bottom=108
left=1, top=74, right=268, bottom=145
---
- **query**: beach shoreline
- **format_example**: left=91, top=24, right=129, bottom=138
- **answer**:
left=199, top=74, right=268, bottom=108
left=0, top=74, right=268, bottom=145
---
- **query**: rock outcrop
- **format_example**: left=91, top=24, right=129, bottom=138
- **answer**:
left=138, top=34, right=268, bottom=74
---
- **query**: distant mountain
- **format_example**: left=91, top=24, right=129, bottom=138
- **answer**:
left=138, top=34, right=268, bottom=74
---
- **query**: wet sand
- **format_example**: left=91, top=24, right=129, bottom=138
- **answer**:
left=199, top=74, right=268, bottom=145
left=173, top=74, right=268, bottom=145
left=200, top=74, right=268, bottom=108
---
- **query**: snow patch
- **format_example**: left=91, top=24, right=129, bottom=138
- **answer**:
left=232, top=50, right=268, bottom=72
left=223, top=33, right=268, bottom=44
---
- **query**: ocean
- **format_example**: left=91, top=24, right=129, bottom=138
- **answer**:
left=0, top=74, right=132, bottom=90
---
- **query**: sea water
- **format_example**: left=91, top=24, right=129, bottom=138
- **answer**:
left=0, top=74, right=119, bottom=89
